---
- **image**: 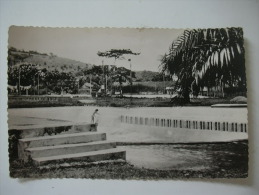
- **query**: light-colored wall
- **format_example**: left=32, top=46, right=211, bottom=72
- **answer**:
left=120, top=115, right=248, bottom=143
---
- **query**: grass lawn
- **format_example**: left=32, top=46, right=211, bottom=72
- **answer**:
left=9, top=159, right=248, bottom=179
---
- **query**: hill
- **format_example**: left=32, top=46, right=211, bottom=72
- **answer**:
left=8, top=48, right=92, bottom=73
left=25, top=54, right=91, bottom=73
left=134, top=70, right=160, bottom=81
left=8, top=48, right=171, bottom=82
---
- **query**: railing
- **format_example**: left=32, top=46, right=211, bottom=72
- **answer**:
left=120, top=115, right=248, bottom=133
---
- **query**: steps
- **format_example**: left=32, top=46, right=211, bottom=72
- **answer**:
left=19, top=132, right=106, bottom=149
left=25, top=141, right=116, bottom=160
left=17, top=123, right=126, bottom=165
left=33, top=148, right=126, bottom=166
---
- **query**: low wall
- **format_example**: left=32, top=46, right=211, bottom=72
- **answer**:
left=120, top=115, right=248, bottom=133
left=9, top=95, right=73, bottom=103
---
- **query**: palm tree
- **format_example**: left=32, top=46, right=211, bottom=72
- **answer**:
left=160, top=27, right=245, bottom=102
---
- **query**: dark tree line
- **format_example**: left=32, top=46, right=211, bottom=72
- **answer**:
left=8, top=63, right=135, bottom=95
left=8, top=64, right=77, bottom=95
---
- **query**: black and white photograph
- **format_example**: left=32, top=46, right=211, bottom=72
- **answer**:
left=7, top=26, right=248, bottom=179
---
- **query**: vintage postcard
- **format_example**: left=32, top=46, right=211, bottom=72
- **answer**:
left=8, top=26, right=248, bottom=179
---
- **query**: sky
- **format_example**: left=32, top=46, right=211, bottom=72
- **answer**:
left=9, top=26, right=184, bottom=72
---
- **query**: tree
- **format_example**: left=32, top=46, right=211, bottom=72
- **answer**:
left=8, top=63, right=37, bottom=84
left=7, top=62, right=79, bottom=95
left=83, top=65, right=103, bottom=87
left=110, top=66, right=135, bottom=95
left=97, top=49, right=140, bottom=95
left=7, top=64, right=48, bottom=95
left=160, top=28, right=245, bottom=102
left=84, top=65, right=103, bottom=76
left=80, top=65, right=103, bottom=93
left=97, top=49, right=140, bottom=64
left=46, top=71, right=76, bottom=94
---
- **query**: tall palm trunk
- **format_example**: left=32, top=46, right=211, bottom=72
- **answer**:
left=183, top=89, right=190, bottom=103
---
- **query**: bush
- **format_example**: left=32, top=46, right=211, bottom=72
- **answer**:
left=230, top=96, right=247, bottom=103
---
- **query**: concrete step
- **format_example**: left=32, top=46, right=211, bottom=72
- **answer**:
left=32, top=148, right=126, bottom=166
left=24, top=141, right=116, bottom=161
left=18, top=132, right=106, bottom=159
left=9, top=122, right=97, bottom=139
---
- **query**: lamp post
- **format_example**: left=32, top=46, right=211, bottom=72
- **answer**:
left=163, top=73, right=165, bottom=94
left=76, top=78, right=80, bottom=94
left=38, top=72, right=40, bottom=95
left=18, top=67, right=21, bottom=95
left=102, top=60, right=105, bottom=96
left=128, top=59, right=132, bottom=102
left=37, top=68, right=44, bottom=95
left=18, top=64, right=25, bottom=95
left=90, top=74, right=92, bottom=95
left=33, top=75, right=36, bottom=95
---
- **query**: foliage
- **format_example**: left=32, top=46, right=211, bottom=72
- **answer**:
left=151, top=73, right=171, bottom=82
left=8, top=64, right=38, bottom=86
left=83, top=65, right=103, bottom=76
left=122, top=84, right=156, bottom=93
left=8, top=47, right=89, bottom=73
left=43, top=70, right=77, bottom=94
left=8, top=63, right=77, bottom=94
left=111, top=66, right=135, bottom=84
left=97, top=49, right=140, bottom=95
left=8, top=52, right=30, bottom=66
left=160, top=28, right=246, bottom=102
left=82, top=64, right=136, bottom=95
left=134, top=71, right=161, bottom=82
left=110, top=66, right=136, bottom=95
left=97, top=49, right=140, bottom=61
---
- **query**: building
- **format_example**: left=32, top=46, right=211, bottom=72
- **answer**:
left=78, top=82, right=94, bottom=95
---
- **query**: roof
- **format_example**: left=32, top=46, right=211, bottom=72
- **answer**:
left=81, top=82, right=94, bottom=88
left=112, top=82, right=128, bottom=87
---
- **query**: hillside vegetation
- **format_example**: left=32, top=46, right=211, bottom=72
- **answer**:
left=8, top=47, right=175, bottom=96
left=8, top=48, right=163, bottom=79
left=25, top=54, right=91, bottom=73
left=8, top=47, right=92, bottom=73
left=135, top=70, right=159, bottom=81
